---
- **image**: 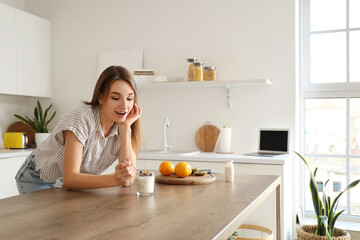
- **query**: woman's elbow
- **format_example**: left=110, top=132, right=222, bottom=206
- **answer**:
left=63, top=174, right=77, bottom=190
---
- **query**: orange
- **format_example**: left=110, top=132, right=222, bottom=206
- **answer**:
left=174, top=162, right=192, bottom=178
left=159, top=161, right=175, bottom=176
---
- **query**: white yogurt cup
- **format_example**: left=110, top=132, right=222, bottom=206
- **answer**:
left=136, top=172, right=155, bottom=196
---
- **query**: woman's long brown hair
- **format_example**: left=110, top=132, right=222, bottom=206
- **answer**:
left=85, top=65, right=143, bottom=155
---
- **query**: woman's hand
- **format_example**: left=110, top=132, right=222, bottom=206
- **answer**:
left=115, top=159, right=136, bottom=187
left=119, top=102, right=142, bottom=130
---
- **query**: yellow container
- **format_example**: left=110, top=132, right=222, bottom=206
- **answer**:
left=187, top=58, right=197, bottom=82
left=204, top=66, right=216, bottom=81
left=3, top=132, right=28, bottom=149
left=193, top=62, right=203, bottom=81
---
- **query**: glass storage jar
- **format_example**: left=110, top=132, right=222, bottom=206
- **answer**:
left=203, top=66, right=216, bottom=81
left=187, top=58, right=197, bottom=81
left=193, top=62, right=204, bottom=81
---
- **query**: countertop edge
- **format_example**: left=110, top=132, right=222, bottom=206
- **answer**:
left=0, top=149, right=34, bottom=159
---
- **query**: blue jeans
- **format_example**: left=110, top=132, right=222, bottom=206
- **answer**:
left=15, top=151, right=54, bottom=194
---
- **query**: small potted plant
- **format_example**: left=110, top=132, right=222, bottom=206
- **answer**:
left=15, top=100, right=56, bottom=147
left=295, top=151, right=359, bottom=240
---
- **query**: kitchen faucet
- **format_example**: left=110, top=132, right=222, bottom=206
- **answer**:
left=163, top=117, right=172, bottom=152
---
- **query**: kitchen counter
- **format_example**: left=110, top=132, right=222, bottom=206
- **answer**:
left=0, top=173, right=281, bottom=240
left=0, top=148, right=34, bottom=159
left=138, top=151, right=289, bottom=165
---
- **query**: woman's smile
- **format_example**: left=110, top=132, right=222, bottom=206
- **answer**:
left=115, top=110, right=128, bottom=118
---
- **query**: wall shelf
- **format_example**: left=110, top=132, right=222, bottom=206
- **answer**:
left=137, top=79, right=271, bottom=90
left=137, top=79, right=271, bottom=108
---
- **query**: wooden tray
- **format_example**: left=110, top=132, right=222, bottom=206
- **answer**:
left=155, top=173, right=216, bottom=185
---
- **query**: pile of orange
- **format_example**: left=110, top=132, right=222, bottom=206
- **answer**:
left=159, top=161, right=192, bottom=178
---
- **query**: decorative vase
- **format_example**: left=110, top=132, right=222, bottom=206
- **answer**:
left=296, top=225, right=351, bottom=240
left=35, top=133, right=51, bottom=148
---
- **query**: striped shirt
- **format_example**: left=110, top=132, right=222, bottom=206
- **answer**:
left=34, top=104, right=121, bottom=186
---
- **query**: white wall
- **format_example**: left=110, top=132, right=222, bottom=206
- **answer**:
left=25, top=0, right=296, bottom=154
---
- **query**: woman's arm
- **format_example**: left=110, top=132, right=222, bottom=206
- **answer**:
left=62, top=130, right=134, bottom=190
left=117, top=103, right=142, bottom=186
left=118, top=103, right=141, bottom=165
left=118, top=126, right=136, bottom=166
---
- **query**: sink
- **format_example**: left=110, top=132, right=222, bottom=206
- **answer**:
left=140, top=149, right=200, bottom=155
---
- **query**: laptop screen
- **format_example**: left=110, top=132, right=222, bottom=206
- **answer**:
left=259, top=129, right=289, bottom=153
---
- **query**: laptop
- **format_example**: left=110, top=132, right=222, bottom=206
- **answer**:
left=246, top=128, right=289, bottom=157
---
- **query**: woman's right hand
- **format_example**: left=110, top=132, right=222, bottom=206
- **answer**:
left=115, top=159, right=136, bottom=187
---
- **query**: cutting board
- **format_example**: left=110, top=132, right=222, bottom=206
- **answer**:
left=195, top=123, right=220, bottom=152
left=156, top=173, right=216, bottom=185
left=7, top=121, right=35, bottom=145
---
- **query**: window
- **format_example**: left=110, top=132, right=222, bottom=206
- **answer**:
left=301, top=0, right=360, bottom=221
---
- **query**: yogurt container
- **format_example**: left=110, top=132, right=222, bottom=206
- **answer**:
left=136, top=172, right=155, bottom=196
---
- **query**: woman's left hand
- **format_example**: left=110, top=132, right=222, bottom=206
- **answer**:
left=119, top=102, right=142, bottom=129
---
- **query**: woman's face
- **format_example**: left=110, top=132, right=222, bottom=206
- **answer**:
left=99, top=80, right=135, bottom=124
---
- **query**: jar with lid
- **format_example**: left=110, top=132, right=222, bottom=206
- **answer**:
left=187, top=58, right=197, bottom=81
left=193, top=62, right=204, bottom=81
left=225, top=160, right=234, bottom=182
left=203, top=66, right=216, bottom=81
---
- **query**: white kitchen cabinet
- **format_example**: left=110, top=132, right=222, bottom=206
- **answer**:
left=16, top=9, right=51, bottom=98
left=0, top=156, right=27, bottom=199
left=0, top=3, right=16, bottom=95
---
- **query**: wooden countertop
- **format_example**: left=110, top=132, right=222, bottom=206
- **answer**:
left=0, top=173, right=280, bottom=240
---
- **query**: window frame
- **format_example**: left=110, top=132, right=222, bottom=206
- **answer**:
left=302, top=0, right=360, bottom=96
left=300, top=0, right=360, bottom=222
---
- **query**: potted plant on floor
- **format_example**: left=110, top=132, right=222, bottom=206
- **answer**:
left=295, top=151, right=360, bottom=240
left=14, top=100, right=56, bottom=148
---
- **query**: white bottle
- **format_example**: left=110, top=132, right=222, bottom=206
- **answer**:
left=225, top=160, right=234, bottom=182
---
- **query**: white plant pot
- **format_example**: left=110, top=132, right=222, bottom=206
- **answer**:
left=35, top=133, right=51, bottom=148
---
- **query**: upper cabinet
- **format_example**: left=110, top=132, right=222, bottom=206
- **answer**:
left=16, top=10, right=51, bottom=98
left=0, top=4, right=16, bottom=95
left=0, top=3, right=51, bottom=98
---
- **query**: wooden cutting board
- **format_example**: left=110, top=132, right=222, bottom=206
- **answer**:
left=156, top=173, right=216, bottom=185
left=195, top=123, right=220, bottom=152
left=7, top=121, right=35, bottom=145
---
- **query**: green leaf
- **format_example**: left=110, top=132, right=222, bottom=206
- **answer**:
left=14, top=114, right=36, bottom=129
left=45, top=111, right=56, bottom=130
left=329, top=209, right=345, bottom=236
left=327, top=196, right=331, bottom=213
left=314, top=167, right=318, bottom=177
left=43, top=104, right=52, bottom=122
left=328, top=179, right=360, bottom=222
left=295, top=151, right=322, bottom=218
left=323, top=179, right=330, bottom=217
left=323, top=192, right=328, bottom=217
left=324, top=179, right=330, bottom=187
left=33, top=118, right=44, bottom=133
left=318, top=215, right=331, bottom=240
left=37, top=100, right=43, bottom=123
left=34, top=107, right=39, bottom=120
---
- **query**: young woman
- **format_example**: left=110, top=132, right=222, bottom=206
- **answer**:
left=15, top=66, right=142, bottom=194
